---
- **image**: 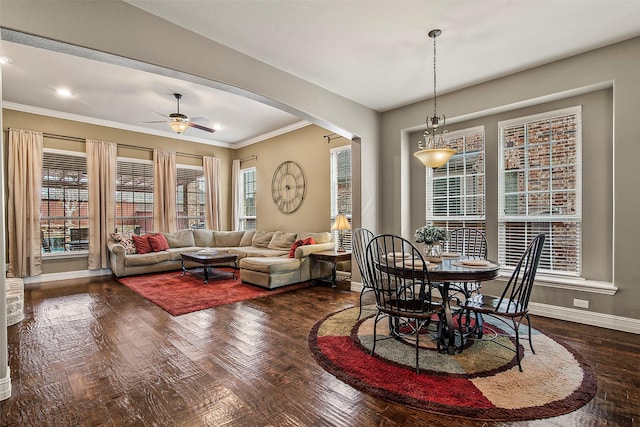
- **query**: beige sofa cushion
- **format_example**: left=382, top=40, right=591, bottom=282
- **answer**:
left=125, top=251, right=171, bottom=266
left=213, top=231, right=245, bottom=247
left=163, top=230, right=195, bottom=248
left=239, top=230, right=255, bottom=246
left=239, top=256, right=300, bottom=274
left=297, top=231, right=332, bottom=244
left=252, top=230, right=275, bottom=248
left=268, top=231, right=298, bottom=250
left=192, top=229, right=215, bottom=247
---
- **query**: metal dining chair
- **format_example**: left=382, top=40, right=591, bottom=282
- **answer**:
left=365, top=234, right=446, bottom=373
left=458, top=233, right=545, bottom=371
left=446, top=227, right=488, bottom=298
left=352, top=228, right=375, bottom=319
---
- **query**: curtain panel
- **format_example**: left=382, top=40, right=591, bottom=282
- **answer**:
left=203, top=156, right=222, bottom=230
left=153, top=149, right=177, bottom=233
left=8, top=129, right=43, bottom=277
left=231, top=159, right=240, bottom=231
left=86, top=140, right=116, bottom=270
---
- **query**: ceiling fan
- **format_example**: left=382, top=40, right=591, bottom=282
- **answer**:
left=140, top=93, right=215, bottom=135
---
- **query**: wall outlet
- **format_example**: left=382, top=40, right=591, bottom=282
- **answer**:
left=573, top=298, right=589, bottom=309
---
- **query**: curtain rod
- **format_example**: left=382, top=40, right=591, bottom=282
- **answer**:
left=239, top=155, right=257, bottom=162
left=42, top=132, right=203, bottom=159
left=323, top=133, right=346, bottom=143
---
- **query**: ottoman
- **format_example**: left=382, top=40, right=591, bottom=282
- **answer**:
left=239, top=257, right=301, bottom=289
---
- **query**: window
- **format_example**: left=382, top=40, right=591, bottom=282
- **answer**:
left=427, top=126, right=486, bottom=233
left=498, top=106, right=581, bottom=276
left=116, top=159, right=154, bottom=234
left=41, top=149, right=89, bottom=253
left=330, top=146, right=352, bottom=249
left=176, top=165, right=205, bottom=230
left=239, top=167, right=256, bottom=230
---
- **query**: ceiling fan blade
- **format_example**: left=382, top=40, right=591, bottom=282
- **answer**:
left=189, top=122, right=216, bottom=133
left=152, top=111, right=169, bottom=118
left=136, top=120, right=168, bottom=124
left=189, top=116, right=210, bottom=123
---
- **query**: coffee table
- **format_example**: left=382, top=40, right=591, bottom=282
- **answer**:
left=180, top=251, right=239, bottom=284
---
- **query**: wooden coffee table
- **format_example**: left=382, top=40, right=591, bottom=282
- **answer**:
left=180, top=251, right=239, bottom=284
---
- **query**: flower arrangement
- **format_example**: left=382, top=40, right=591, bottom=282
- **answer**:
left=414, top=225, right=448, bottom=244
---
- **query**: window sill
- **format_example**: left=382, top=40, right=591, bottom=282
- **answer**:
left=497, top=271, right=617, bottom=295
left=42, top=251, right=88, bottom=260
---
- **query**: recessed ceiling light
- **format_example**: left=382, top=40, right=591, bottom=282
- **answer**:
left=0, top=55, right=13, bottom=65
left=213, top=124, right=223, bottom=131
left=56, top=88, right=73, bottom=97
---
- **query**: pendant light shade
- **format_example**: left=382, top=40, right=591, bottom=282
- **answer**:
left=414, top=29, right=456, bottom=168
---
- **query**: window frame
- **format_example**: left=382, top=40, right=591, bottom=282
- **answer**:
left=330, top=145, right=352, bottom=250
left=41, top=148, right=89, bottom=257
left=498, top=106, right=583, bottom=278
left=426, top=126, right=486, bottom=233
left=239, top=166, right=257, bottom=231
left=115, top=157, right=154, bottom=235
left=176, top=164, right=206, bottom=230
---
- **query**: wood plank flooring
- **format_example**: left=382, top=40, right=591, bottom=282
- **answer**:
left=0, top=276, right=638, bottom=426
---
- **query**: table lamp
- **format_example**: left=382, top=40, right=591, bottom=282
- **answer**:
left=331, top=214, right=351, bottom=252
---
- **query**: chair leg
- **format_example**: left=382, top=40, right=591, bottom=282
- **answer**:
left=357, top=288, right=365, bottom=320
left=513, top=318, right=523, bottom=372
left=370, top=311, right=382, bottom=356
left=525, top=313, right=535, bottom=354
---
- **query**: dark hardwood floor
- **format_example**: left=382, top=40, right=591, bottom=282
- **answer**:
left=0, top=276, right=638, bottom=426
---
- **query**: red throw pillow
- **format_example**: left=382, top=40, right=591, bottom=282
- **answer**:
left=289, top=237, right=317, bottom=258
left=148, top=233, right=170, bottom=252
left=289, top=239, right=304, bottom=258
left=131, top=234, right=152, bottom=254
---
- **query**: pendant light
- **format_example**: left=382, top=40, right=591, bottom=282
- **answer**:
left=414, top=29, right=456, bottom=168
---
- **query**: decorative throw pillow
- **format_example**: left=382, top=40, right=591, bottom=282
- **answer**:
left=148, top=234, right=170, bottom=252
left=131, top=234, right=152, bottom=254
left=288, top=237, right=317, bottom=258
left=110, top=230, right=137, bottom=255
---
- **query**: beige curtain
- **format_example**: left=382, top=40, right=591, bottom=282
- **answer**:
left=8, top=129, right=43, bottom=278
left=231, top=159, right=240, bottom=231
left=86, top=140, right=116, bottom=270
left=153, top=149, right=177, bottom=233
left=203, top=156, right=222, bottom=230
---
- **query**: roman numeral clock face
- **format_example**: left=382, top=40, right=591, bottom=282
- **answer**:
left=271, top=161, right=306, bottom=213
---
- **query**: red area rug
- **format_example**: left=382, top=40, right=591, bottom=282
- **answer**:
left=308, top=305, right=597, bottom=422
left=118, top=269, right=311, bottom=316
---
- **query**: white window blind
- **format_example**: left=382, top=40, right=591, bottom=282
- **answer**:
left=41, top=149, right=89, bottom=253
left=239, top=167, right=256, bottom=231
left=498, top=106, right=582, bottom=276
left=330, top=146, right=352, bottom=250
left=427, top=126, right=485, bottom=233
left=176, top=165, right=205, bottom=230
left=116, top=158, right=154, bottom=234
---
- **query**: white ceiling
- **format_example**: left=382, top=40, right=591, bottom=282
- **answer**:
left=2, top=0, right=640, bottom=147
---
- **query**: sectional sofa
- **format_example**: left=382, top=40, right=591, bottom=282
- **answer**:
left=107, top=229, right=336, bottom=289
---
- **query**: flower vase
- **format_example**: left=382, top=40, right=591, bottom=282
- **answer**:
left=424, top=241, right=443, bottom=263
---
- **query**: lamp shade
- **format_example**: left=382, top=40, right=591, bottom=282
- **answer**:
left=168, top=119, right=189, bottom=134
left=414, top=148, right=456, bottom=169
left=331, top=214, right=351, bottom=231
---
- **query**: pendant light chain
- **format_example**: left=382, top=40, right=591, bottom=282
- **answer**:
left=432, top=31, right=438, bottom=119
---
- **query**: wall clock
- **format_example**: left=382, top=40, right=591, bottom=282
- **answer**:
left=271, top=161, right=306, bottom=213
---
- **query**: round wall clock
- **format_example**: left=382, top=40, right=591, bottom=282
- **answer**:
left=271, top=161, right=306, bottom=213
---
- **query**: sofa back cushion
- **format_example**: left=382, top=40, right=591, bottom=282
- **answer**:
left=297, top=232, right=332, bottom=244
left=162, top=230, right=195, bottom=248
left=193, top=229, right=215, bottom=247
left=239, top=230, right=255, bottom=247
left=252, top=230, right=275, bottom=248
left=268, top=231, right=298, bottom=251
left=148, top=234, right=170, bottom=252
left=213, top=231, right=245, bottom=247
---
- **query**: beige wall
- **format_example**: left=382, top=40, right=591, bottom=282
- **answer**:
left=235, top=124, right=350, bottom=232
left=2, top=109, right=234, bottom=274
left=381, top=36, right=640, bottom=319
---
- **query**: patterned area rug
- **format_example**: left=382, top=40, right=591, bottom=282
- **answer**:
left=118, top=269, right=311, bottom=316
left=308, top=305, right=596, bottom=422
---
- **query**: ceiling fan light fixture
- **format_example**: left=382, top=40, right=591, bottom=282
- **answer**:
left=414, top=28, right=456, bottom=169
left=168, top=119, right=189, bottom=134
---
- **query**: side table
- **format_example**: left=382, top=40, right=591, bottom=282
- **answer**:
left=310, top=250, right=352, bottom=288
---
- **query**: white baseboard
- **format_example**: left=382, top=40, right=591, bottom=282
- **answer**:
left=0, top=367, right=11, bottom=401
left=349, top=281, right=640, bottom=335
left=23, top=269, right=112, bottom=285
